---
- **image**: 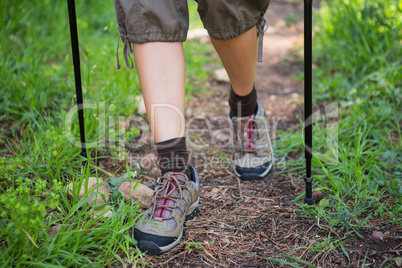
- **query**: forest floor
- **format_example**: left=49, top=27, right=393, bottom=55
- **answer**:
left=99, top=1, right=401, bottom=267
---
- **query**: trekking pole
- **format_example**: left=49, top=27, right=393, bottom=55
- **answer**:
left=67, top=0, right=87, bottom=160
left=304, top=0, right=314, bottom=205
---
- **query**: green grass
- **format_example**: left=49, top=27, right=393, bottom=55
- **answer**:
left=1, top=0, right=401, bottom=266
left=0, top=0, right=216, bottom=266
left=276, top=0, right=401, bottom=230
left=271, top=1, right=401, bottom=264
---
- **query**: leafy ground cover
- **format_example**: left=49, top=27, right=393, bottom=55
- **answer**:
left=280, top=0, right=401, bottom=228
left=1, top=0, right=401, bottom=267
left=1, top=1, right=215, bottom=266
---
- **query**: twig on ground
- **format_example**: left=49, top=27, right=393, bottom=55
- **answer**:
left=89, top=163, right=114, bottom=178
left=236, top=177, right=244, bottom=201
left=306, top=223, right=316, bottom=234
left=234, top=218, right=251, bottom=236
left=203, top=224, right=246, bottom=232
left=317, top=218, right=341, bottom=239
left=247, top=196, right=275, bottom=202
left=159, top=251, right=187, bottom=266
left=257, top=232, right=269, bottom=251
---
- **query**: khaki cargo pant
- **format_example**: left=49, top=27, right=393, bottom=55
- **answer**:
left=114, top=0, right=271, bottom=69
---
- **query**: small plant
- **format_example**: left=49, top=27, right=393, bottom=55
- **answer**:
left=0, top=157, right=22, bottom=183
left=126, top=127, right=140, bottom=142
left=109, top=123, right=140, bottom=162
left=107, top=169, right=138, bottom=197
left=185, top=241, right=203, bottom=250
left=0, top=178, right=62, bottom=248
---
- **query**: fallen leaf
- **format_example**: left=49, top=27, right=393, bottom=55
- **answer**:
left=205, top=187, right=221, bottom=197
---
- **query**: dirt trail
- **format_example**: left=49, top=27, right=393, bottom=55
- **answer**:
left=120, top=2, right=401, bottom=267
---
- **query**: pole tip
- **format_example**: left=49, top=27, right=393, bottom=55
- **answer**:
left=80, top=150, right=88, bottom=167
left=80, top=150, right=87, bottom=158
left=304, top=197, right=315, bottom=205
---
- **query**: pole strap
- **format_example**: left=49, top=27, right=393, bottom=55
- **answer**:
left=257, top=16, right=268, bottom=62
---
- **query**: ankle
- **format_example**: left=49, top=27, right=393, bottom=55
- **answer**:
left=229, top=85, right=258, bottom=117
left=156, top=137, right=191, bottom=180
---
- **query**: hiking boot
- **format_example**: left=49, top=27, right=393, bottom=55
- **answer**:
left=134, top=166, right=200, bottom=255
left=230, top=99, right=274, bottom=180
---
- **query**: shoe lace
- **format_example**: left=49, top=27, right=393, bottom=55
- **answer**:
left=150, top=172, right=189, bottom=220
left=233, top=115, right=258, bottom=154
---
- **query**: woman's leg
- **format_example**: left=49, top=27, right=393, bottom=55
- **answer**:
left=210, top=26, right=274, bottom=180
left=114, top=0, right=200, bottom=255
left=133, top=42, right=186, bottom=143
left=210, top=27, right=259, bottom=118
left=210, top=27, right=258, bottom=97
left=132, top=42, right=200, bottom=255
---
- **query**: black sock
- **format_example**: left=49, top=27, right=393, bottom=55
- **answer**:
left=156, top=137, right=191, bottom=180
left=229, top=85, right=258, bottom=117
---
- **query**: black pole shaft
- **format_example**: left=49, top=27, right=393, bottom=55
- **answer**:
left=304, top=0, right=314, bottom=205
left=67, top=0, right=86, bottom=159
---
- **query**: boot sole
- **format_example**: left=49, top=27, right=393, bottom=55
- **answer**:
left=234, top=160, right=273, bottom=181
